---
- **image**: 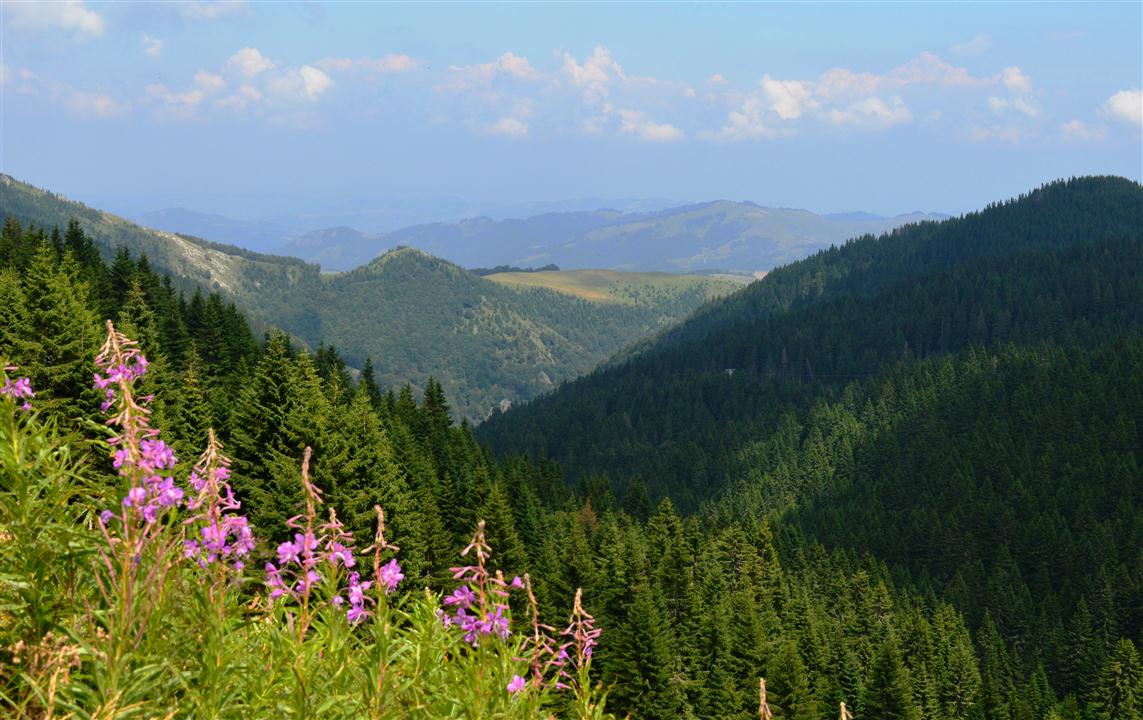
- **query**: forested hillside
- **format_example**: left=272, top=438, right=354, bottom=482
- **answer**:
left=9, top=180, right=1142, bottom=718
left=0, top=176, right=736, bottom=421
left=480, top=176, right=1143, bottom=717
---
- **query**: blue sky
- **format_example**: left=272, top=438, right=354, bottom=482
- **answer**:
left=2, top=1, right=1141, bottom=219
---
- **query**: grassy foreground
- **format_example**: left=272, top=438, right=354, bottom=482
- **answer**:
left=0, top=323, right=613, bottom=719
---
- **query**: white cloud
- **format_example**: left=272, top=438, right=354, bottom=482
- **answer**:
left=616, top=109, right=683, bottom=142
left=217, top=84, right=262, bottom=111
left=1000, top=67, right=1032, bottom=95
left=5, top=1, right=104, bottom=38
left=706, top=96, right=782, bottom=141
left=0, top=63, right=10, bottom=87
left=815, top=68, right=885, bottom=99
left=1101, top=89, right=1143, bottom=128
left=683, top=87, right=696, bottom=98
left=142, top=33, right=164, bottom=58
left=1060, top=120, right=1106, bottom=142
left=487, top=117, right=529, bottom=137
left=826, top=96, right=912, bottom=129
left=988, top=95, right=1038, bottom=118
left=760, top=75, right=816, bottom=120
left=562, top=46, right=624, bottom=102
left=890, top=52, right=991, bottom=88
left=66, top=90, right=127, bottom=118
left=146, top=83, right=207, bottom=119
left=951, top=34, right=992, bottom=57
left=177, top=1, right=250, bottom=21
left=194, top=70, right=226, bottom=92
left=319, top=54, right=419, bottom=73
left=226, top=47, right=275, bottom=78
left=445, top=52, right=541, bottom=93
left=268, top=65, right=333, bottom=102
left=816, top=52, right=990, bottom=101
left=707, top=73, right=727, bottom=85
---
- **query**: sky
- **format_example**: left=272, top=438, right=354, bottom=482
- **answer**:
left=2, top=1, right=1141, bottom=220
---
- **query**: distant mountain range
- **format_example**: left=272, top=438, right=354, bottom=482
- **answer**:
left=276, top=202, right=947, bottom=273
left=128, top=199, right=946, bottom=274
left=0, top=174, right=740, bottom=420
left=125, top=197, right=685, bottom=254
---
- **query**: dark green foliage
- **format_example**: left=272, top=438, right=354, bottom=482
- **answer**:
left=2, top=177, right=1140, bottom=719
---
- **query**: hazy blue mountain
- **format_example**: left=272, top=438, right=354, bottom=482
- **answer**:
left=132, top=207, right=293, bottom=254
left=276, top=201, right=947, bottom=272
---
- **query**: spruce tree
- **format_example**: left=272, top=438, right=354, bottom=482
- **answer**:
left=861, top=634, right=921, bottom=720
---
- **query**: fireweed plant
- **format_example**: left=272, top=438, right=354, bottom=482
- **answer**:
left=0, top=324, right=613, bottom=718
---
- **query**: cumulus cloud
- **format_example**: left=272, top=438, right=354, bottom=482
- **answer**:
left=951, top=34, right=992, bottom=57
left=826, top=96, right=912, bottom=129
left=5, top=1, right=104, bottom=38
left=1060, top=120, right=1106, bottom=142
left=562, top=46, right=625, bottom=102
left=760, top=75, right=816, bottom=120
left=142, top=33, right=164, bottom=58
left=217, top=84, right=263, bottom=111
left=707, top=73, right=728, bottom=85
left=705, top=96, right=782, bottom=141
left=268, top=65, right=333, bottom=102
left=1000, top=67, right=1032, bottom=95
left=815, top=68, right=885, bottom=99
left=146, top=83, right=207, bottom=119
left=815, top=52, right=990, bottom=101
left=194, top=70, right=226, bottom=92
left=319, top=54, right=419, bottom=73
left=617, top=109, right=683, bottom=142
left=988, top=95, right=1038, bottom=118
left=226, top=47, right=275, bottom=78
left=487, top=117, right=529, bottom=137
left=1101, top=89, right=1143, bottom=128
left=444, top=52, right=541, bottom=93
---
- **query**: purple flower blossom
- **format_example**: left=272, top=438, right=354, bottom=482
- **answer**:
left=445, top=585, right=475, bottom=609
left=440, top=521, right=523, bottom=647
left=328, top=542, right=355, bottom=568
left=1, top=376, right=34, bottom=411
left=507, top=675, right=526, bottom=694
left=344, top=571, right=374, bottom=624
left=378, top=558, right=403, bottom=594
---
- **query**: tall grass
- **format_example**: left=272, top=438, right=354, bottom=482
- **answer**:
left=0, top=325, right=613, bottom=719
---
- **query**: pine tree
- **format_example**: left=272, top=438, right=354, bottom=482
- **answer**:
left=18, top=242, right=100, bottom=417
left=1092, top=639, right=1142, bottom=720
left=861, top=634, right=921, bottom=720
left=606, top=584, right=692, bottom=720
left=0, top=268, right=30, bottom=358
left=227, top=333, right=297, bottom=540
left=766, top=639, right=817, bottom=720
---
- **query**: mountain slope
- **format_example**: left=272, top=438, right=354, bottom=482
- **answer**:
left=0, top=174, right=313, bottom=305
left=276, top=202, right=945, bottom=272
left=280, top=248, right=741, bottom=419
left=478, top=175, right=1143, bottom=701
left=480, top=176, right=1142, bottom=502
left=0, top=175, right=741, bottom=420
